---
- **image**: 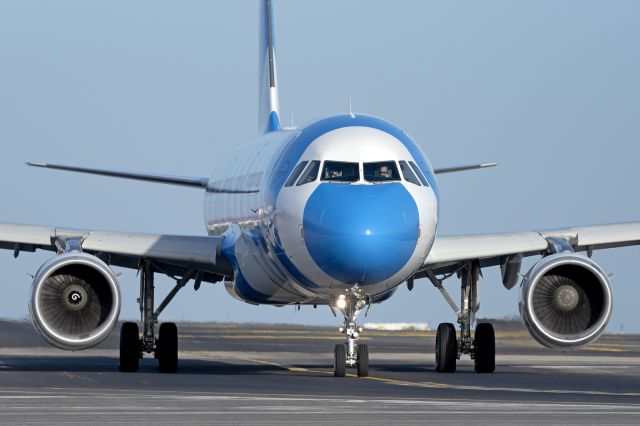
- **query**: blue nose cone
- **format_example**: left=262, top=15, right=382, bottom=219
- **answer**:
left=303, top=183, right=419, bottom=285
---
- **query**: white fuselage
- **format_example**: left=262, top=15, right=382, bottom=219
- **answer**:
left=203, top=114, right=439, bottom=305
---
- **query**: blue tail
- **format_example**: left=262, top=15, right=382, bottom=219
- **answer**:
left=259, top=0, right=281, bottom=133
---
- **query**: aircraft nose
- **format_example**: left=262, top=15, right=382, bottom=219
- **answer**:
left=302, top=183, right=419, bottom=285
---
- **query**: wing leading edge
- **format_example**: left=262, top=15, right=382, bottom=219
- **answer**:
left=27, top=162, right=259, bottom=194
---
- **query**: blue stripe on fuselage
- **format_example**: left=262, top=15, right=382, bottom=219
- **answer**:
left=221, top=226, right=273, bottom=304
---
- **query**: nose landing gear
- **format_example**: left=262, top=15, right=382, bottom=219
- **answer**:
left=331, top=287, right=370, bottom=377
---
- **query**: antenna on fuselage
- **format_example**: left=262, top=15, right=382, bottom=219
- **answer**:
left=349, top=95, right=355, bottom=119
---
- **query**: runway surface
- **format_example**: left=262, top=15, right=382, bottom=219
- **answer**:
left=0, top=319, right=639, bottom=424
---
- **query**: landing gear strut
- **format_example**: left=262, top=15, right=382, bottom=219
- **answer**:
left=119, top=261, right=196, bottom=373
left=428, top=262, right=495, bottom=373
left=331, top=287, right=370, bottom=377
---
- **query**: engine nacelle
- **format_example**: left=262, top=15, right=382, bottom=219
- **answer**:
left=29, top=253, right=121, bottom=350
left=519, top=253, right=612, bottom=349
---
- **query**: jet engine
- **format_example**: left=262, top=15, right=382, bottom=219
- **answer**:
left=519, top=253, right=612, bottom=349
left=29, top=253, right=121, bottom=350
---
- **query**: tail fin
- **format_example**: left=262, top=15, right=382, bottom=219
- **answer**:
left=259, top=0, right=281, bottom=133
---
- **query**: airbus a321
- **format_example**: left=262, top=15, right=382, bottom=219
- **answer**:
left=2, top=1, right=638, bottom=376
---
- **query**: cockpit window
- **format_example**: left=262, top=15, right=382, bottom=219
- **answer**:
left=399, top=161, right=421, bottom=186
left=321, top=161, right=360, bottom=182
left=296, top=160, right=321, bottom=186
left=363, top=161, right=400, bottom=183
left=408, top=161, right=429, bottom=187
left=285, top=161, right=308, bottom=187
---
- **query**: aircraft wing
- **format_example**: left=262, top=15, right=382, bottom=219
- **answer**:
left=422, top=221, right=640, bottom=275
left=0, top=223, right=232, bottom=283
left=26, top=162, right=259, bottom=193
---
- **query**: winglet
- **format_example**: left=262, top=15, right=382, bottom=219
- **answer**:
left=259, top=0, right=281, bottom=133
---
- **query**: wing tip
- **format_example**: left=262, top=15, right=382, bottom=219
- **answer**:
left=433, top=162, right=499, bottom=175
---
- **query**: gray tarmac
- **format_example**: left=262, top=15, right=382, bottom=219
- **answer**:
left=0, top=319, right=639, bottom=425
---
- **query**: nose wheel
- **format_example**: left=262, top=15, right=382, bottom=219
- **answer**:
left=333, top=344, right=346, bottom=377
left=331, top=287, right=370, bottom=378
left=356, top=343, right=369, bottom=377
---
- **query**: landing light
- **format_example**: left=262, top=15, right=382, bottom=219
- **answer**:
left=335, top=295, right=347, bottom=310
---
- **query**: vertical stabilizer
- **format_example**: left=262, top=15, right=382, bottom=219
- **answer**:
left=259, top=0, right=281, bottom=133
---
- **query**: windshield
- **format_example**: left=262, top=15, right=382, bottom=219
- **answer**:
left=363, top=161, right=400, bottom=182
left=321, top=161, right=360, bottom=182
left=296, top=160, right=321, bottom=186
left=285, top=161, right=308, bottom=187
left=408, top=161, right=429, bottom=187
left=399, top=161, right=421, bottom=186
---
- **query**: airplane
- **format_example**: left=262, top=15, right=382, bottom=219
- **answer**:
left=1, top=0, right=639, bottom=377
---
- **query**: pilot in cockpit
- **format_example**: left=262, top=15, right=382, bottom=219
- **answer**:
left=376, top=165, right=392, bottom=179
left=326, top=168, right=342, bottom=179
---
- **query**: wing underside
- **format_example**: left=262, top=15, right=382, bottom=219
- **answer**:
left=421, top=221, right=640, bottom=276
left=0, top=223, right=232, bottom=283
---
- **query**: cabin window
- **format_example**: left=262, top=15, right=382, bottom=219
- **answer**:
left=363, top=161, right=400, bottom=183
left=296, top=160, right=321, bottom=186
left=321, top=161, right=360, bottom=182
left=285, top=161, right=308, bottom=187
left=408, top=161, right=429, bottom=187
left=399, top=161, right=421, bottom=186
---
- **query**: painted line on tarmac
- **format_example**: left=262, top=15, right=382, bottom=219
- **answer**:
left=586, top=347, right=625, bottom=353
left=184, top=351, right=640, bottom=398
left=217, top=335, right=372, bottom=341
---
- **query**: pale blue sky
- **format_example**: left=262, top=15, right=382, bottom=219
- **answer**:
left=1, top=1, right=639, bottom=331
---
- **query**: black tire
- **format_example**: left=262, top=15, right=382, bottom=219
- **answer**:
left=333, top=344, right=346, bottom=377
left=119, top=322, right=140, bottom=372
left=435, top=322, right=457, bottom=373
left=157, top=322, right=178, bottom=373
left=357, top=344, right=369, bottom=377
left=474, top=322, right=495, bottom=373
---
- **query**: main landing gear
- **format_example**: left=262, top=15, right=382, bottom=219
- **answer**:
left=427, top=262, right=496, bottom=373
left=331, top=287, right=370, bottom=378
left=119, top=261, right=198, bottom=373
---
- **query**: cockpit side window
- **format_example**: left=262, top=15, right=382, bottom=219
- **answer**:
left=363, top=161, right=400, bottom=183
left=399, top=161, right=421, bottom=186
left=321, top=161, right=360, bottom=182
left=408, top=161, right=429, bottom=187
left=285, top=161, right=308, bottom=187
left=296, top=160, right=320, bottom=186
